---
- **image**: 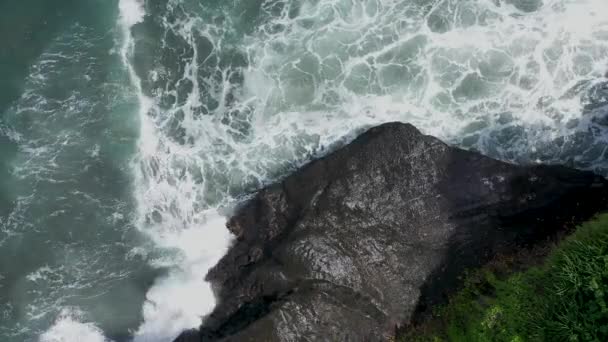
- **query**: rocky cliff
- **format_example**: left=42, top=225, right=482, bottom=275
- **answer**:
left=175, top=122, right=608, bottom=342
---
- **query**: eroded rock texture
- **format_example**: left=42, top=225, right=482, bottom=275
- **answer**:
left=175, top=122, right=608, bottom=342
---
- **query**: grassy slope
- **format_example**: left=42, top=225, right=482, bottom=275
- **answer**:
left=401, top=213, right=608, bottom=342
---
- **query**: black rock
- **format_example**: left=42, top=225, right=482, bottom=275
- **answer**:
left=175, top=122, right=608, bottom=342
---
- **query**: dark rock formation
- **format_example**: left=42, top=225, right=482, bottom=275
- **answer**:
left=175, top=122, right=608, bottom=342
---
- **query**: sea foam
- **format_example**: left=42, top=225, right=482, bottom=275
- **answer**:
left=42, top=0, right=608, bottom=340
left=118, top=0, right=233, bottom=341
left=39, top=309, right=107, bottom=342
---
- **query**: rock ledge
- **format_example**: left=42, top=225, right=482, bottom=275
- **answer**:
left=175, top=122, right=608, bottom=342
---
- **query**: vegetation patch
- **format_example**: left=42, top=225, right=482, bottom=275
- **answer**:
left=401, top=214, right=608, bottom=342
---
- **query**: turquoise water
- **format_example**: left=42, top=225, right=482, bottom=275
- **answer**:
left=1, top=0, right=608, bottom=341
left=0, top=1, right=157, bottom=340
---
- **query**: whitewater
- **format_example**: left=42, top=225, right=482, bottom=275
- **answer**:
left=0, top=0, right=607, bottom=341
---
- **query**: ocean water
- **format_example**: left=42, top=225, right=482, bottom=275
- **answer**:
left=1, top=0, right=607, bottom=341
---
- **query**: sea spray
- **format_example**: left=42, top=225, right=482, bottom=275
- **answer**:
left=9, top=0, right=608, bottom=341
left=124, top=0, right=608, bottom=340
left=40, top=309, right=107, bottom=342
left=119, top=1, right=233, bottom=341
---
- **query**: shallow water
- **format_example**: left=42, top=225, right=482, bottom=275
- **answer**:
left=1, top=0, right=607, bottom=341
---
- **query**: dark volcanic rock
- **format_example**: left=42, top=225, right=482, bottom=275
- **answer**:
left=176, top=122, right=608, bottom=342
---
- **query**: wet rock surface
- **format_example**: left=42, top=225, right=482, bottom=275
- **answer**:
left=175, top=122, right=608, bottom=342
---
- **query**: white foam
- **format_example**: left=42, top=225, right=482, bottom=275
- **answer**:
left=112, top=0, right=608, bottom=341
left=39, top=309, right=107, bottom=342
left=26, top=266, right=55, bottom=282
left=132, top=211, right=231, bottom=342
left=235, top=0, right=608, bottom=166
left=118, top=0, right=145, bottom=28
left=118, top=1, right=234, bottom=341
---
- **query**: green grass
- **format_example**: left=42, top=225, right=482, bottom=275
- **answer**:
left=401, top=213, right=608, bottom=342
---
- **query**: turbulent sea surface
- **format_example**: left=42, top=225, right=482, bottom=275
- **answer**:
left=0, top=0, right=607, bottom=341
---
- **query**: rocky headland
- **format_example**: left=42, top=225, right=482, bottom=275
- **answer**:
left=175, top=122, right=608, bottom=342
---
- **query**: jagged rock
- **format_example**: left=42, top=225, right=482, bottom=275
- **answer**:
left=175, top=122, right=608, bottom=341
